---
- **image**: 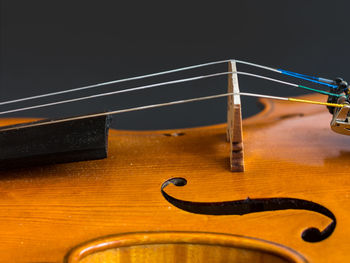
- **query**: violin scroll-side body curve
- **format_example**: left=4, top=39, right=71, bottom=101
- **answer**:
left=0, top=94, right=349, bottom=262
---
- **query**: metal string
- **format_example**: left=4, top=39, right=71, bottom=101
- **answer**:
left=0, top=91, right=344, bottom=132
left=0, top=59, right=333, bottom=106
left=0, top=71, right=340, bottom=116
left=279, top=69, right=336, bottom=88
left=0, top=59, right=230, bottom=106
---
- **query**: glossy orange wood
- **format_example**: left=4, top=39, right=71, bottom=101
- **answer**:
left=0, top=94, right=349, bottom=262
left=66, top=232, right=306, bottom=263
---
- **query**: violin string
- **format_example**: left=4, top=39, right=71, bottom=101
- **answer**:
left=278, top=69, right=336, bottom=88
left=0, top=59, right=335, bottom=106
left=0, top=59, right=233, bottom=106
left=0, top=91, right=344, bottom=132
left=0, top=71, right=340, bottom=116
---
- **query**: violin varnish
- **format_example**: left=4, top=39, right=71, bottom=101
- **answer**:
left=227, top=60, right=244, bottom=172
left=0, top=115, right=111, bottom=169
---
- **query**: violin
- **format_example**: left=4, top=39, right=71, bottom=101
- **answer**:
left=0, top=60, right=349, bottom=263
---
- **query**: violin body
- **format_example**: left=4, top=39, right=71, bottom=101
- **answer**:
left=0, top=93, right=349, bottom=262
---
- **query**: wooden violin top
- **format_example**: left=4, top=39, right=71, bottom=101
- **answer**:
left=0, top=94, right=349, bottom=262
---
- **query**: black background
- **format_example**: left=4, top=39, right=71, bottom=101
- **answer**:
left=1, top=1, right=349, bottom=129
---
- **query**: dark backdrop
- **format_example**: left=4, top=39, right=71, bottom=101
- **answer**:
left=1, top=1, right=349, bottom=129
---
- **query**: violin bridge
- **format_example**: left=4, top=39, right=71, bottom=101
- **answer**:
left=227, top=60, right=244, bottom=172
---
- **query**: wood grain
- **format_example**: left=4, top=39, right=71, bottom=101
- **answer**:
left=67, top=232, right=306, bottom=263
left=0, top=94, right=349, bottom=262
